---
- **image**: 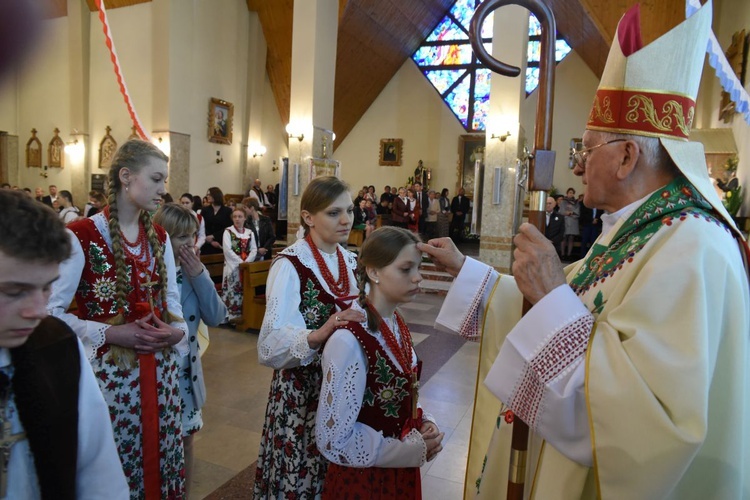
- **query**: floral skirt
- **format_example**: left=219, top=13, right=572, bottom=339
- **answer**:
left=92, top=348, right=185, bottom=499
left=323, top=463, right=420, bottom=499
left=222, top=268, right=243, bottom=320
left=253, top=362, right=327, bottom=499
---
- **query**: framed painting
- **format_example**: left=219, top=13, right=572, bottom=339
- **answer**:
left=208, top=98, right=234, bottom=145
left=26, top=128, right=42, bottom=168
left=48, top=128, right=65, bottom=169
left=309, top=157, right=341, bottom=180
left=99, top=126, right=117, bottom=169
left=457, top=134, right=485, bottom=197
left=379, top=138, right=402, bottom=166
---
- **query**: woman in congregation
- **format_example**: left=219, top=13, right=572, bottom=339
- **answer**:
left=560, top=187, right=580, bottom=259
left=253, top=176, right=365, bottom=499
left=201, top=186, right=233, bottom=255
left=406, top=187, right=420, bottom=234
left=85, top=189, right=107, bottom=217
left=179, top=192, right=207, bottom=253
left=316, top=226, right=444, bottom=498
left=48, top=139, right=189, bottom=498
left=221, top=207, right=257, bottom=321
left=437, top=188, right=451, bottom=238
left=58, top=190, right=81, bottom=224
left=154, top=203, right=227, bottom=496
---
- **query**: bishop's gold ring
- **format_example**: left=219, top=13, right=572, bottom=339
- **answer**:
left=336, top=316, right=341, bottom=322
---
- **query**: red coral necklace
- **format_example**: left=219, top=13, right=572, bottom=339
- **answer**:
left=306, top=234, right=350, bottom=297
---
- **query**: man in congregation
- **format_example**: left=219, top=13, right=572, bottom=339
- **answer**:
left=544, top=195, right=564, bottom=254
left=41, top=184, right=58, bottom=209
left=420, top=3, right=750, bottom=498
left=0, top=190, right=129, bottom=498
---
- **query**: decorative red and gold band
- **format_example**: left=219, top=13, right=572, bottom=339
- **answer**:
left=586, top=88, right=695, bottom=140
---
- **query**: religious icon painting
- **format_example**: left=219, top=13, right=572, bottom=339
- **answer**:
left=26, top=128, right=42, bottom=168
left=48, top=128, right=65, bottom=169
left=208, top=97, right=234, bottom=145
left=379, top=138, right=402, bottom=166
left=99, top=126, right=117, bottom=169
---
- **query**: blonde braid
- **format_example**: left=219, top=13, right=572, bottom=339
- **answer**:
left=141, top=210, right=182, bottom=324
left=106, top=171, right=137, bottom=367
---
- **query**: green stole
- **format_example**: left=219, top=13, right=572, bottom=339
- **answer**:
left=568, top=177, right=726, bottom=300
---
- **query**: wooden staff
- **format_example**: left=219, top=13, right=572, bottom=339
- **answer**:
left=469, top=1, right=557, bottom=498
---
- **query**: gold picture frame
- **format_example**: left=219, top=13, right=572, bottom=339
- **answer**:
left=48, top=128, right=65, bottom=169
left=99, top=126, right=117, bottom=169
left=26, top=128, right=42, bottom=168
left=379, top=138, right=402, bottom=166
left=456, top=134, right=485, bottom=197
left=208, top=98, right=234, bottom=145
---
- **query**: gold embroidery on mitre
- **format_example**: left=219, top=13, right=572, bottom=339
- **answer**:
left=589, top=95, right=615, bottom=124
left=625, top=95, right=693, bottom=136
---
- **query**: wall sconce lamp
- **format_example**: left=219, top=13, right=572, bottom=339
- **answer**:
left=65, top=135, right=85, bottom=163
left=491, top=131, right=512, bottom=142
left=249, top=144, right=267, bottom=158
left=215, top=151, right=224, bottom=164
left=285, top=123, right=304, bottom=142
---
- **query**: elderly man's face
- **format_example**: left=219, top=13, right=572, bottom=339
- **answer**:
left=574, top=130, right=622, bottom=211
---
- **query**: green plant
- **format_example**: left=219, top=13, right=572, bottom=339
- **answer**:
left=723, top=185, right=743, bottom=216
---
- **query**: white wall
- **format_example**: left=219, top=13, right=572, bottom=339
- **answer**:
left=334, top=49, right=597, bottom=199
left=333, top=61, right=466, bottom=195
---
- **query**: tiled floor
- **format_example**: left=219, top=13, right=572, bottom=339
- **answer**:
left=190, top=291, right=479, bottom=499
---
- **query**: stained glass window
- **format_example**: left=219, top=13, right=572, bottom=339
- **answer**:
left=412, top=0, right=571, bottom=132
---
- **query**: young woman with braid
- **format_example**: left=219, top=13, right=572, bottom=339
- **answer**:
left=48, top=139, right=189, bottom=499
left=254, top=176, right=366, bottom=499
left=315, top=226, right=444, bottom=498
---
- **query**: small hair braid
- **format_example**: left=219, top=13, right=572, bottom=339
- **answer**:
left=141, top=210, right=181, bottom=324
left=356, top=264, right=379, bottom=331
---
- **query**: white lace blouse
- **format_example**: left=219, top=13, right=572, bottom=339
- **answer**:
left=257, top=238, right=358, bottom=370
left=315, top=301, right=436, bottom=468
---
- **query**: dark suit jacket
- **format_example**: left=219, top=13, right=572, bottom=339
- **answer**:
left=451, top=195, right=470, bottom=216
left=41, top=195, right=55, bottom=209
left=579, top=204, right=603, bottom=229
left=391, top=196, right=409, bottom=224
left=545, top=212, right=565, bottom=246
left=417, top=191, right=429, bottom=221
left=246, top=214, right=276, bottom=261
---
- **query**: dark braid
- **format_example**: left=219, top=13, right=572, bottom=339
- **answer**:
left=356, top=264, right=379, bottom=331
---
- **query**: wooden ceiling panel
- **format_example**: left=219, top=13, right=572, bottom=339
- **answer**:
left=84, top=0, right=151, bottom=12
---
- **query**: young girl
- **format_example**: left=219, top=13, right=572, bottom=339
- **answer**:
left=316, top=226, right=444, bottom=498
left=179, top=192, right=206, bottom=252
left=153, top=203, right=227, bottom=496
left=254, top=176, right=365, bottom=499
left=48, top=139, right=189, bottom=498
left=222, top=207, right=257, bottom=321
left=58, top=190, right=81, bottom=224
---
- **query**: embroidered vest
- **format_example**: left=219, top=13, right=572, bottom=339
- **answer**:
left=68, top=218, right=167, bottom=323
left=11, top=316, right=80, bottom=500
left=343, top=322, right=413, bottom=439
left=278, top=254, right=341, bottom=331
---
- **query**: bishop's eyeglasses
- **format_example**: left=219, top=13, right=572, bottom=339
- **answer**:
left=570, top=139, right=626, bottom=169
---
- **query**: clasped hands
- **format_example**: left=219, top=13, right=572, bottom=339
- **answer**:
left=420, top=421, right=444, bottom=462
left=106, top=312, right=185, bottom=354
left=417, top=223, right=567, bottom=305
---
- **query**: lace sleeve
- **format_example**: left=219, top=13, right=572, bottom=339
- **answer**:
left=316, top=330, right=426, bottom=469
left=257, top=259, right=317, bottom=369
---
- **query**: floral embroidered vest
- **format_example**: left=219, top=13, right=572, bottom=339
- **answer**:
left=343, top=322, right=414, bottom=439
left=279, top=255, right=341, bottom=331
left=68, top=217, right=167, bottom=324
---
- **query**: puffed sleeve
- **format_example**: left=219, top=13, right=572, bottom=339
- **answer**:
left=316, top=330, right=426, bottom=468
left=48, top=230, right=110, bottom=361
left=164, top=235, right=189, bottom=356
left=257, top=258, right=319, bottom=369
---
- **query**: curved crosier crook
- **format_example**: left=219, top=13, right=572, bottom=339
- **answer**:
left=468, top=2, right=559, bottom=499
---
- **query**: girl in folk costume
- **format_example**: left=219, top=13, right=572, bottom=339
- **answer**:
left=221, top=208, right=257, bottom=320
left=153, top=203, right=228, bottom=497
left=179, top=193, right=206, bottom=252
left=254, top=176, right=366, bottom=499
left=316, top=227, right=444, bottom=499
left=48, top=139, right=189, bottom=499
left=406, top=188, right=420, bottom=233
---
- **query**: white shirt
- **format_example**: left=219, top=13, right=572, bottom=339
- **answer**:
left=0, top=342, right=129, bottom=499
left=257, top=239, right=358, bottom=370
left=316, top=300, right=435, bottom=468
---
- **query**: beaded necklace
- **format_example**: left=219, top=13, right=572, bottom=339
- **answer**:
left=305, top=234, right=350, bottom=297
left=120, top=222, right=153, bottom=300
left=367, top=302, right=419, bottom=419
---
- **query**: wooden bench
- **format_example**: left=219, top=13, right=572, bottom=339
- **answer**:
left=200, top=253, right=225, bottom=287
left=235, top=260, right=271, bottom=331
left=347, top=228, right=364, bottom=247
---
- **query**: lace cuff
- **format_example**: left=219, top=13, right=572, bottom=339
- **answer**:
left=290, top=330, right=318, bottom=365
left=402, top=428, right=427, bottom=466
left=86, top=323, right=109, bottom=361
